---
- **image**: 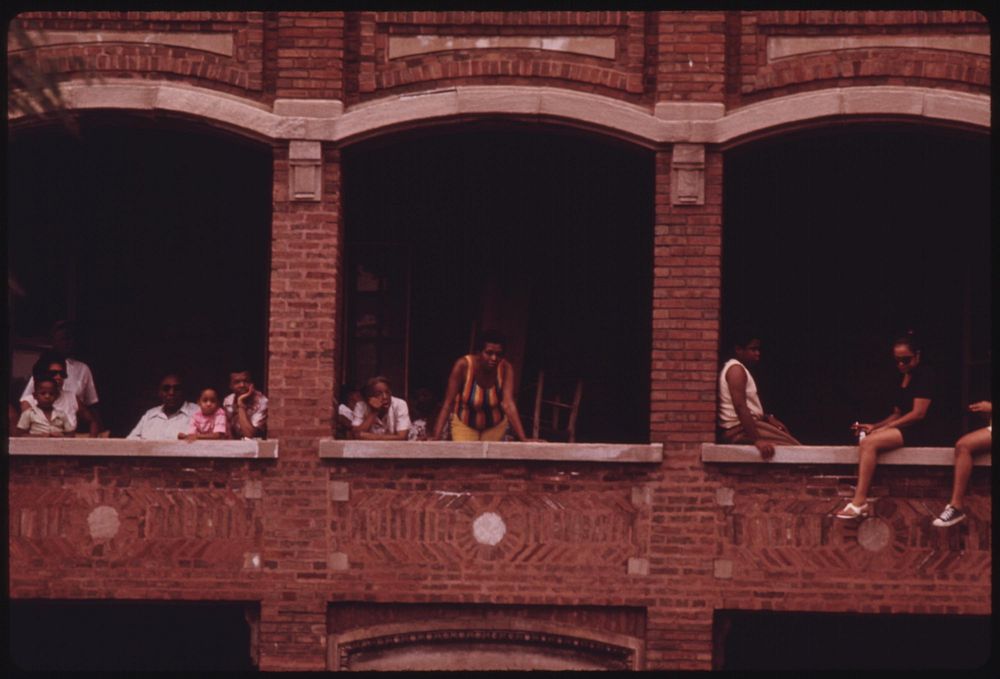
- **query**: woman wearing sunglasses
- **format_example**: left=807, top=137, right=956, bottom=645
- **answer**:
left=835, top=331, right=933, bottom=520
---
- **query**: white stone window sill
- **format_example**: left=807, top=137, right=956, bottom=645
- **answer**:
left=701, top=443, right=991, bottom=467
left=319, top=440, right=663, bottom=463
left=8, top=437, right=278, bottom=459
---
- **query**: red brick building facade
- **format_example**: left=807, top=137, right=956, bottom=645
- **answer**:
left=7, top=11, right=991, bottom=671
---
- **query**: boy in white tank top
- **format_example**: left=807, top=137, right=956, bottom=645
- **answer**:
left=719, top=333, right=800, bottom=458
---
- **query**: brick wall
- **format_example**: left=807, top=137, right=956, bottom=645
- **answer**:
left=10, top=11, right=266, bottom=96
left=728, top=10, right=990, bottom=106
left=7, top=9, right=991, bottom=673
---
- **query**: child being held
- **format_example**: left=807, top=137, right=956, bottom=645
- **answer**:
left=16, top=374, right=75, bottom=437
left=179, top=388, right=230, bottom=441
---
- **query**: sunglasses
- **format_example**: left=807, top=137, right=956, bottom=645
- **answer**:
left=894, top=355, right=915, bottom=366
left=49, top=370, right=68, bottom=377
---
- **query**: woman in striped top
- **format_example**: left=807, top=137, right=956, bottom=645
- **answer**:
left=431, top=330, right=535, bottom=442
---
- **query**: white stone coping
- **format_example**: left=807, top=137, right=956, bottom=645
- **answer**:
left=8, top=437, right=278, bottom=459
left=319, top=439, right=663, bottom=463
left=701, top=443, right=991, bottom=467
left=10, top=80, right=989, bottom=145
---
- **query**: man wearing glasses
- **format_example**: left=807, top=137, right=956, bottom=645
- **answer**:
left=126, top=374, right=199, bottom=440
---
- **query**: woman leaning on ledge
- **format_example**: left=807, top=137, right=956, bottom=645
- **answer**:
left=431, top=330, right=537, bottom=442
left=836, top=331, right=933, bottom=520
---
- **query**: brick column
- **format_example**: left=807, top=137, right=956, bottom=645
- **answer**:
left=645, top=146, right=723, bottom=671
left=258, top=142, right=342, bottom=671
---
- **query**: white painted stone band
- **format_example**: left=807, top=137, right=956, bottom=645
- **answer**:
left=9, top=79, right=990, bottom=145
left=702, top=443, right=992, bottom=467
left=9, top=437, right=278, bottom=458
left=767, top=35, right=990, bottom=62
left=8, top=30, right=236, bottom=57
left=388, top=35, right=617, bottom=60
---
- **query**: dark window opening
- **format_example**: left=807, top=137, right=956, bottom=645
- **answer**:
left=8, top=114, right=272, bottom=436
left=722, top=124, right=990, bottom=445
left=714, top=609, right=992, bottom=671
left=9, top=599, right=258, bottom=671
left=342, top=124, right=654, bottom=443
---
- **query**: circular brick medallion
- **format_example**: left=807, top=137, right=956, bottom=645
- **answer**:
left=87, top=505, right=121, bottom=540
left=856, top=517, right=891, bottom=552
left=472, top=512, right=506, bottom=546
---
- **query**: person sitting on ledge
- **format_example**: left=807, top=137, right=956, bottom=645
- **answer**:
left=933, top=400, right=991, bottom=528
left=20, top=320, right=102, bottom=432
left=224, top=368, right=268, bottom=439
left=15, top=372, right=75, bottom=437
left=718, top=329, right=800, bottom=460
left=351, top=376, right=411, bottom=441
left=836, top=331, right=934, bottom=520
left=127, top=373, right=199, bottom=440
left=431, top=330, right=537, bottom=442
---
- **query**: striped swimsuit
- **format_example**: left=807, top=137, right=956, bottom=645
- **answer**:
left=454, top=355, right=507, bottom=431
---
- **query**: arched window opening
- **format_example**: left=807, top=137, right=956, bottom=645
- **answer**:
left=8, top=113, right=272, bottom=436
left=342, top=123, right=654, bottom=443
left=722, top=124, right=990, bottom=445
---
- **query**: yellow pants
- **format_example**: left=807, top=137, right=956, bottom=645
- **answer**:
left=450, top=414, right=508, bottom=442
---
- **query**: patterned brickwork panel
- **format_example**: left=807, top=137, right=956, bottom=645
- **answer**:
left=10, top=481, right=262, bottom=572
left=724, top=495, right=991, bottom=578
left=333, top=484, right=640, bottom=569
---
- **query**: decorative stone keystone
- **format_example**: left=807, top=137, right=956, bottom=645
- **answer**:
left=670, top=143, right=705, bottom=206
left=714, top=559, right=733, bottom=579
left=243, top=552, right=262, bottom=570
left=330, top=552, right=349, bottom=571
left=244, top=480, right=263, bottom=499
left=716, top=487, right=735, bottom=506
left=631, top=486, right=652, bottom=508
left=289, top=140, right=322, bottom=202
left=627, top=557, right=649, bottom=576
left=330, top=481, right=350, bottom=502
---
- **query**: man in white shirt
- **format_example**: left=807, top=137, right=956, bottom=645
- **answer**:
left=20, top=321, right=102, bottom=430
left=127, top=374, right=198, bottom=440
left=352, top=376, right=410, bottom=440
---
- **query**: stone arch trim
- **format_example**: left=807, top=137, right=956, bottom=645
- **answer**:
left=328, top=619, right=645, bottom=671
left=8, top=78, right=989, bottom=146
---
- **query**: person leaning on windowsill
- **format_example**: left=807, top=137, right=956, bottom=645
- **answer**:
left=351, top=376, right=410, bottom=441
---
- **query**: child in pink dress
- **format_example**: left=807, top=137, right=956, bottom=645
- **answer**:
left=179, top=388, right=230, bottom=441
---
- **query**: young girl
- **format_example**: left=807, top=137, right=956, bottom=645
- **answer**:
left=16, top=375, right=75, bottom=437
left=179, top=388, right=229, bottom=441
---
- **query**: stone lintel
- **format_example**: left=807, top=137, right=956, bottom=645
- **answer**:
left=319, top=440, right=664, bottom=463
left=8, top=437, right=278, bottom=458
left=701, top=443, right=991, bottom=467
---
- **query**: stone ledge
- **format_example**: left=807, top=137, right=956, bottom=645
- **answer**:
left=319, top=440, right=663, bottom=463
left=8, top=437, right=278, bottom=459
left=701, top=443, right=991, bottom=467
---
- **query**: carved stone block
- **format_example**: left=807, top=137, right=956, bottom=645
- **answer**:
left=670, top=143, right=705, bottom=206
left=289, top=140, right=323, bottom=202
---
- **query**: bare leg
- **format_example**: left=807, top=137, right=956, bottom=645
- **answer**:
left=948, top=428, right=991, bottom=509
left=851, top=427, right=904, bottom=506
